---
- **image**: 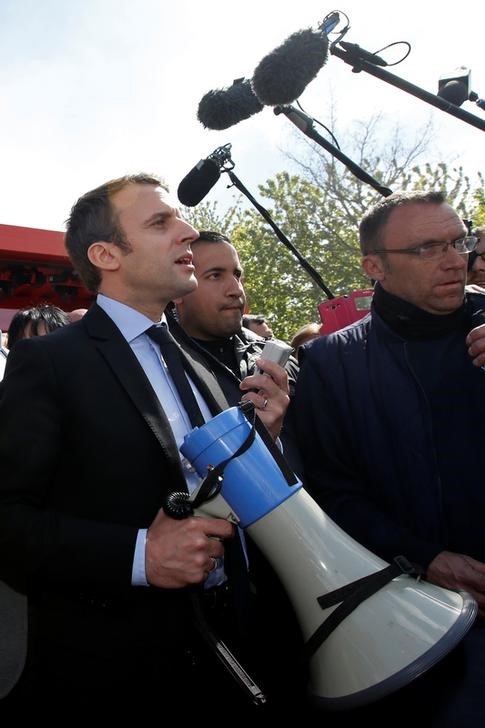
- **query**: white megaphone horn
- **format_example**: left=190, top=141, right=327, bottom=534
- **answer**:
left=180, top=405, right=477, bottom=710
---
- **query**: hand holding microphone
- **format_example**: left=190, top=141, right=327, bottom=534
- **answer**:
left=240, top=348, right=291, bottom=441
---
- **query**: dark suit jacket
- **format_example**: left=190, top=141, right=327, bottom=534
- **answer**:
left=0, top=304, right=237, bottom=701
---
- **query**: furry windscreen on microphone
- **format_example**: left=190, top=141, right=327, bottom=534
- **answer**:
left=177, top=158, right=221, bottom=207
left=252, top=29, right=329, bottom=106
left=197, top=78, right=264, bottom=130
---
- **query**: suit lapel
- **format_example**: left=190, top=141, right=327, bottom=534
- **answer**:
left=176, top=344, right=229, bottom=415
left=83, top=305, right=231, bottom=466
left=84, top=305, right=182, bottom=466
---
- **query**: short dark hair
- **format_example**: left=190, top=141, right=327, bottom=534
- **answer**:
left=242, top=314, right=267, bottom=327
left=359, top=191, right=447, bottom=254
left=7, top=305, right=70, bottom=349
left=64, top=173, right=166, bottom=292
left=192, top=231, right=231, bottom=246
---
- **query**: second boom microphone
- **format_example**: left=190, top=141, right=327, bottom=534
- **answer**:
left=177, top=158, right=221, bottom=207
left=177, top=145, right=233, bottom=207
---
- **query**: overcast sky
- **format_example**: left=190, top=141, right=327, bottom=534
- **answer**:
left=1, top=0, right=484, bottom=231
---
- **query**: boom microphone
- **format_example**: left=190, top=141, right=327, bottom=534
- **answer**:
left=252, top=28, right=329, bottom=106
left=197, top=78, right=264, bottom=130
left=177, top=144, right=232, bottom=207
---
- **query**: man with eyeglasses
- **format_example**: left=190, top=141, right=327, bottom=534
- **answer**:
left=292, top=191, right=485, bottom=724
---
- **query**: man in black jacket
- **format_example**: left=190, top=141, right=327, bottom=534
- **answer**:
left=169, top=230, right=302, bottom=478
left=293, top=191, right=485, bottom=725
left=170, top=230, right=299, bottom=403
left=170, top=230, right=305, bottom=704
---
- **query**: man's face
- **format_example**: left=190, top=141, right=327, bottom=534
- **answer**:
left=104, top=184, right=198, bottom=316
left=363, top=202, right=468, bottom=314
left=247, top=320, right=273, bottom=338
left=175, top=241, right=246, bottom=340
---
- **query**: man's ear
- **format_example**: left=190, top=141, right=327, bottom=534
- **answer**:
left=362, top=254, right=386, bottom=282
left=87, top=242, right=121, bottom=272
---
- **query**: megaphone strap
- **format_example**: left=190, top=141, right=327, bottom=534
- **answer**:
left=304, top=555, right=424, bottom=660
left=253, top=416, right=299, bottom=487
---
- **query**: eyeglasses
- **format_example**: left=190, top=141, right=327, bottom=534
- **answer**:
left=370, top=235, right=478, bottom=261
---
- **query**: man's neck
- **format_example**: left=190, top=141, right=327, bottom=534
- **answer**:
left=192, top=336, right=240, bottom=378
left=98, top=289, right=166, bottom=322
left=373, top=283, right=466, bottom=340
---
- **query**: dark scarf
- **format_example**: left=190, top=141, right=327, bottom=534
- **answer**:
left=372, top=282, right=468, bottom=340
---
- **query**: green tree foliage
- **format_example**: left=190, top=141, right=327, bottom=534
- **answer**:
left=470, top=173, right=485, bottom=227
left=232, top=174, right=369, bottom=342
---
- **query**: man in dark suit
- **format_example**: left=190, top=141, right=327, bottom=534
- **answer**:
left=0, top=174, right=291, bottom=714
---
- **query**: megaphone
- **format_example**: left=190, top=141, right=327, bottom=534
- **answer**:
left=181, top=406, right=477, bottom=710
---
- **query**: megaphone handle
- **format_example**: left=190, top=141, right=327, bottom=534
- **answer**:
left=190, top=590, right=267, bottom=706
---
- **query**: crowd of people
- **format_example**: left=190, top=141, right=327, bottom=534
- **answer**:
left=0, top=175, right=484, bottom=723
